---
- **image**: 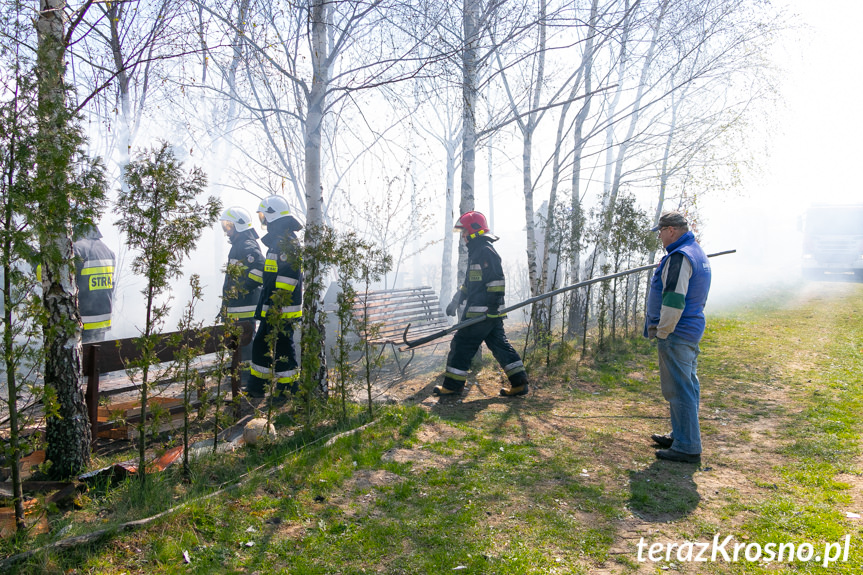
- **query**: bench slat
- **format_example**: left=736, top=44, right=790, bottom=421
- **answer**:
left=82, top=322, right=254, bottom=375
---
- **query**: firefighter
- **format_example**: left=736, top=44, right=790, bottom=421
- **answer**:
left=435, top=211, right=529, bottom=397
left=74, top=225, right=115, bottom=343
left=219, top=206, right=264, bottom=365
left=245, top=195, right=303, bottom=399
left=220, top=207, right=264, bottom=320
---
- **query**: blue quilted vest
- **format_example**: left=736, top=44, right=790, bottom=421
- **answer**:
left=644, top=231, right=711, bottom=343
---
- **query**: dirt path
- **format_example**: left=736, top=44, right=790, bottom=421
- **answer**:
left=381, top=280, right=863, bottom=573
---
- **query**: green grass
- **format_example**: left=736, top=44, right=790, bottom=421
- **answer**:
left=697, top=283, right=863, bottom=574
left=4, top=282, right=863, bottom=573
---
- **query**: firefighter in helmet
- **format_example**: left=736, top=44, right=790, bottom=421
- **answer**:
left=74, top=225, right=115, bottom=343
left=245, top=195, right=303, bottom=399
left=436, top=211, right=529, bottom=397
left=219, top=206, right=264, bottom=367
left=219, top=207, right=265, bottom=321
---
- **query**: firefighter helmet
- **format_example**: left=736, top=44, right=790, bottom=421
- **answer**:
left=220, top=206, right=254, bottom=233
left=453, top=211, right=493, bottom=240
left=256, top=195, right=292, bottom=224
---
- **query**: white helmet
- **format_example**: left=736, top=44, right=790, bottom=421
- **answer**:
left=256, top=195, right=292, bottom=224
left=220, top=206, right=254, bottom=232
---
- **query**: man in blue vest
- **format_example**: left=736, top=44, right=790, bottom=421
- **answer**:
left=644, top=211, right=711, bottom=463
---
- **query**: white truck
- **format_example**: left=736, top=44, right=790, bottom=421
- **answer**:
left=800, top=204, right=863, bottom=280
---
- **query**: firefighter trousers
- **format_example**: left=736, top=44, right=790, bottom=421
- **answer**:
left=441, top=317, right=527, bottom=391
left=248, top=320, right=299, bottom=395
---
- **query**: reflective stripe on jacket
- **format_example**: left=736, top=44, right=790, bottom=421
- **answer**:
left=74, top=237, right=115, bottom=331
left=256, top=218, right=303, bottom=321
left=223, top=230, right=265, bottom=319
left=457, top=236, right=506, bottom=320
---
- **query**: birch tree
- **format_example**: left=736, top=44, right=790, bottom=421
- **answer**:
left=73, top=0, right=182, bottom=186
left=410, top=63, right=462, bottom=303
left=34, top=0, right=108, bottom=479
left=190, top=0, right=438, bottom=392
left=496, top=0, right=547, bottom=297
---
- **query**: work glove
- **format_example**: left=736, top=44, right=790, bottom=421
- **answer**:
left=445, top=291, right=462, bottom=317
left=646, top=325, right=657, bottom=339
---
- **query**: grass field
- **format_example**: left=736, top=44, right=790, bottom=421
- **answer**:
left=4, top=280, right=863, bottom=574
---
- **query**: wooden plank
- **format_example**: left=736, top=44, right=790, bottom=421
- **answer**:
left=357, top=303, right=445, bottom=319
left=86, top=345, right=99, bottom=445
left=374, top=314, right=449, bottom=327
left=96, top=397, right=189, bottom=440
left=352, top=289, right=439, bottom=308
left=353, top=286, right=435, bottom=302
left=0, top=499, right=47, bottom=539
left=97, top=397, right=183, bottom=421
left=82, top=321, right=254, bottom=376
left=353, top=301, right=445, bottom=322
left=374, top=322, right=448, bottom=339
left=353, top=294, right=440, bottom=313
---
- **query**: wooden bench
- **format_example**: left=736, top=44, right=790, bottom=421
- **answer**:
left=82, top=321, right=255, bottom=443
left=351, top=287, right=450, bottom=375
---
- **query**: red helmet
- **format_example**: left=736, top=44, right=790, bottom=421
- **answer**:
left=454, top=211, right=492, bottom=240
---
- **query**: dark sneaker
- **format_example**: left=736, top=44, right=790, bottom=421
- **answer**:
left=655, top=448, right=701, bottom=464
left=433, top=385, right=462, bottom=397
left=651, top=433, right=674, bottom=449
left=500, top=384, right=529, bottom=397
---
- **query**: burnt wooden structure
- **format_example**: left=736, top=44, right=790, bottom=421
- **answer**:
left=82, top=321, right=254, bottom=443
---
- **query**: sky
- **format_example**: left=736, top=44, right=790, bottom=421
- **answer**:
left=700, top=0, right=863, bottom=305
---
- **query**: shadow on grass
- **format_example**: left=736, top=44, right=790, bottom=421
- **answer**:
left=628, top=460, right=700, bottom=522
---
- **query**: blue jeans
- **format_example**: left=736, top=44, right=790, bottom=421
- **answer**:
left=657, top=333, right=702, bottom=454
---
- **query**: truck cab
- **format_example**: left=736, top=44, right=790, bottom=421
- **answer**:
left=801, top=204, right=863, bottom=280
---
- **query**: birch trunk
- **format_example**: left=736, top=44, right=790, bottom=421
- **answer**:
left=37, top=0, right=91, bottom=478
left=602, top=0, right=668, bottom=236
left=599, top=0, right=631, bottom=236
left=566, top=0, right=599, bottom=336
left=106, top=2, right=132, bottom=184
left=301, top=0, right=329, bottom=391
left=440, top=140, right=457, bottom=305
left=458, top=0, right=480, bottom=279
left=525, top=0, right=546, bottom=297
left=497, top=0, right=546, bottom=297
left=212, top=0, right=251, bottom=173
left=644, top=80, right=680, bottom=306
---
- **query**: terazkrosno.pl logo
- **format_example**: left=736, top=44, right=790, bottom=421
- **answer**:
left=636, top=534, right=852, bottom=568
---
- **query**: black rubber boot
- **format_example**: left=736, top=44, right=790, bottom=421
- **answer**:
left=500, top=372, right=529, bottom=397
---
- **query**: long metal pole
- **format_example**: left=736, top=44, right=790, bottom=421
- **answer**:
left=400, top=249, right=736, bottom=350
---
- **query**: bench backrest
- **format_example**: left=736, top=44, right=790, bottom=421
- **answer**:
left=351, top=287, right=448, bottom=344
left=82, top=321, right=255, bottom=375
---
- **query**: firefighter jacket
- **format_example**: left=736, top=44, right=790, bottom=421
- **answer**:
left=222, top=229, right=264, bottom=319
left=456, top=236, right=506, bottom=320
left=255, top=216, right=303, bottom=321
left=74, top=234, right=115, bottom=332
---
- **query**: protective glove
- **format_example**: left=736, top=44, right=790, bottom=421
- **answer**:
left=647, top=325, right=657, bottom=339
left=445, top=291, right=462, bottom=317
